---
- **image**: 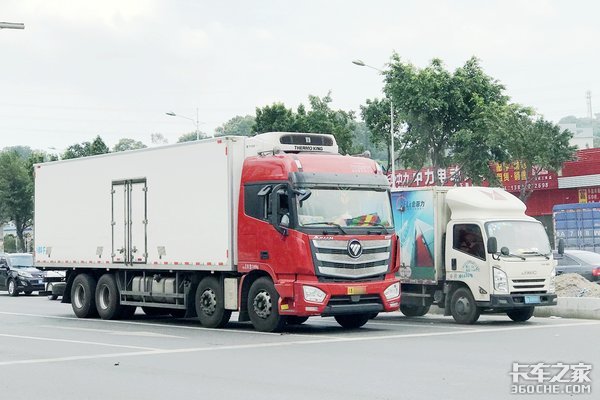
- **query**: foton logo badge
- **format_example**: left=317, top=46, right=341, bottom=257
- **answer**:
left=347, top=239, right=363, bottom=258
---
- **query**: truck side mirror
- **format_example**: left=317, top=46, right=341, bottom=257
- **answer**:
left=557, top=238, right=565, bottom=255
left=487, top=237, right=498, bottom=254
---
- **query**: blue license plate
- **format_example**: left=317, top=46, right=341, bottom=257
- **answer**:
left=524, top=295, right=541, bottom=304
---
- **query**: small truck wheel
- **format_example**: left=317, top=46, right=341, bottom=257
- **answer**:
left=450, top=287, right=480, bottom=324
left=506, top=307, right=534, bottom=322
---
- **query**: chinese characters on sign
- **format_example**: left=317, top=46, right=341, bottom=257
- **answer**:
left=510, top=362, right=592, bottom=395
left=389, top=162, right=559, bottom=192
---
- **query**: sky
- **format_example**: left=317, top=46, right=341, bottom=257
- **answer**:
left=1, top=0, right=599, bottom=152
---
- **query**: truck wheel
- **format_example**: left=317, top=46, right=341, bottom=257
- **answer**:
left=506, top=307, right=534, bottom=322
left=247, top=277, right=287, bottom=332
left=7, top=279, right=18, bottom=297
left=195, top=276, right=231, bottom=328
left=400, top=304, right=431, bottom=317
left=96, top=274, right=123, bottom=320
left=287, top=316, right=309, bottom=325
left=334, top=314, right=370, bottom=329
left=141, top=306, right=169, bottom=316
left=450, top=287, right=480, bottom=324
left=47, top=283, right=59, bottom=300
left=71, top=274, right=99, bottom=318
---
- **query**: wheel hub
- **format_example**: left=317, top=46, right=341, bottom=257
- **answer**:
left=253, top=290, right=272, bottom=319
left=8, top=280, right=15, bottom=295
left=200, top=289, right=217, bottom=316
left=73, top=284, right=85, bottom=309
left=455, top=297, right=471, bottom=315
left=98, top=285, right=110, bottom=310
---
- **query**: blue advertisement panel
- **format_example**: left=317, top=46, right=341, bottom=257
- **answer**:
left=391, top=190, right=436, bottom=281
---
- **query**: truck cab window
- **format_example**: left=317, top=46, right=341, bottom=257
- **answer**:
left=453, top=224, right=485, bottom=260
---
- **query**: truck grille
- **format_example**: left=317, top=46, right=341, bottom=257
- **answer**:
left=510, top=278, right=547, bottom=294
left=312, top=239, right=391, bottom=279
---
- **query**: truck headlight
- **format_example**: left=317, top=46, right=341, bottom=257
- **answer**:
left=17, top=271, right=33, bottom=278
left=303, top=285, right=326, bottom=303
left=384, top=282, right=400, bottom=300
left=493, top=267, right=509, bottom=293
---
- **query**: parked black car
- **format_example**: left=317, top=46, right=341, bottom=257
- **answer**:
left=0, top=253, right=46, bottom=296
left=553, top=249, right=600, bottom=283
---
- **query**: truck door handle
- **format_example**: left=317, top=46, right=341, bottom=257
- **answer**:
left=451, top=258, right=457, bottom=270
left=260, top=251, right=269, bottom=260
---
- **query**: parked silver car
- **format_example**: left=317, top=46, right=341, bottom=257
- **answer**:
left=553, top=249, right=600, bottom=283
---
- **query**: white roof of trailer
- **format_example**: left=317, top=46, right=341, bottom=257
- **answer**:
left=446, top=187, right=531, bottom=220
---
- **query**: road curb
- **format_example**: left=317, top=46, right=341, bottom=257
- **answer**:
left=533, top=297, right=600, bottom=320
left=429, top=297, right=600, bottom=320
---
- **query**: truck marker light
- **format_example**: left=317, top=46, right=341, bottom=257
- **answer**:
left=280, top=304, right=289, bottom=310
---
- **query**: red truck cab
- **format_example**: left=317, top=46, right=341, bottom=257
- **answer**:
left=236, top=133, right=400, bottom=331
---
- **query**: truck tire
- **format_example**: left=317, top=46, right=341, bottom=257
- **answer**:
left=247, top=277, right=287, bottom=332
left=7, top=279, right=18, bottom=297
left=287, top=316, right=309, bottom=325
left=334, top=314, right=370, bottom=329
left=195, top=276, right=231, bottom=328
left=400, top=304, right=431, bottom=317
left=24, top=290, right=33, bottom=295
left=450, top=287, right=480, bottom=324
left=71, top=273, right=99, bottom=318
left=506, top=307, right=534, bottom=322
left=96, top=274, right=124, bottom=320
left=141, top=306, right=169, bottom=316
left=47, top=283, right=59, bottom=300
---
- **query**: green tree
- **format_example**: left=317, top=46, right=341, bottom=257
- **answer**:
left=215, top=115, right=255, bottom=137
left=113, top=138, right=147, bottom=152
left=503, top=110, right=576, bottom=201
left=151, top=133, right=168, bottom=145
left=3, top=235, right=16, bottom=253
left=254, top=93, right=357, bottom=154
left=62, top=135, right=110, bottom=159
left=378, top=55, right=509, bottom=183
left=360, top=98, right=401, bottom=172
left=0, top=151, right=33, bottom=252
left=177, top=131, right=208, bottom=143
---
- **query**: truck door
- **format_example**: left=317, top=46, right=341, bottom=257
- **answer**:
left=446, top=223, right=490, bottom=301
left=112, top=178, right=148, bottom=265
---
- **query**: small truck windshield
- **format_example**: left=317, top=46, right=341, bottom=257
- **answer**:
left=297, top=188, right=393, bottom=228
left=486, top=221, right=552, bottom=255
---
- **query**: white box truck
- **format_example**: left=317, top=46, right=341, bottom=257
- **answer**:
left=392, top=186, right=557, bottom=323
left=34, top=132, right=400, bottom=331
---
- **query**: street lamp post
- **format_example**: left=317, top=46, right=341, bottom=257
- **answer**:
left=166, top=108, right=201, bottom=140
left=352, top=60, right=396, bottom=188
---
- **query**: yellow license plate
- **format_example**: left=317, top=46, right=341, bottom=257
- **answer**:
left=347, top=286, right=367, bottom=295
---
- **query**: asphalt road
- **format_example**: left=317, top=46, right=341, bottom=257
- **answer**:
left=0, top=293, right=598, bottom=400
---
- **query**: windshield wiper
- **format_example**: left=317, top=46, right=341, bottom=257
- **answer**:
left=521, top=251, right=550, bottom=260
left=499, top=253, right=526, bottom=261
left=363, top=222, right=390, bottom=234
left=302, top=222, right=348, bottom=235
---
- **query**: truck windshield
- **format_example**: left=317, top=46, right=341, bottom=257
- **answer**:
left=297, top=188, right=393, bottom=228
left=8, top=254, right=34, bottom=267
left=485, top=221, right=551, bottom=255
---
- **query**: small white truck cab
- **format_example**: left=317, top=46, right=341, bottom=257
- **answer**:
left=392, top=186, right=557, bottom=324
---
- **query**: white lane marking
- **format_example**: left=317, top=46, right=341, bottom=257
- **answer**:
left=0, top=311, right=280, bottom=336
left=0, top=333, right=160, bottom=351
left=311, top=319, right=477, bottom=330
left=0, top=320, right=598, bottom=366
left=38, top=325, right=186, bottom=339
